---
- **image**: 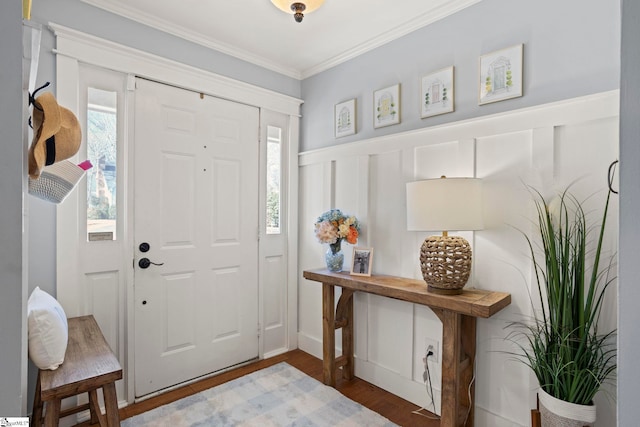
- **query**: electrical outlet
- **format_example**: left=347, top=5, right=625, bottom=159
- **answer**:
left=425, top=337, right=439, bottom=363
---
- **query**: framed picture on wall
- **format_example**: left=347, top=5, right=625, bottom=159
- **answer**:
left=479, top=44, right=523, bottom=105
left=421, top=66, right=455, bottom=118
left=350, top=247, right=373, bottom=276
left=373, top=84, right=400, bottom=128
left=334, top=98, right=356, bottom=138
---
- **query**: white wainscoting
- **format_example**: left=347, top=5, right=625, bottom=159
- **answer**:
left=297, top=91, right=619, bottom=427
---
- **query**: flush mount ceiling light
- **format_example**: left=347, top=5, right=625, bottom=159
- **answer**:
left=271, top=0, right=325, bottom=23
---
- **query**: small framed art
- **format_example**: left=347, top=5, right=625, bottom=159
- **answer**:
left=334, top=98, right=356, bottom=138
left=479, top=44, right=523, bottom=105
left=421, top=66, right=454, bottom=118
left=350, top=247, right=373, bottom=276
left=373, top=84, right=400, bottom=128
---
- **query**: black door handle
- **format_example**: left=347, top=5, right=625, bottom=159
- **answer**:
left=138, top=258, right=164, bottom=269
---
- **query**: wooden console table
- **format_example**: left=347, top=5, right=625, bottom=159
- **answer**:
left=303, top=269, right=511, bottom=427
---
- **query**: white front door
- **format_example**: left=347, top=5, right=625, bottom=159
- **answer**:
left=133, top=78, right=260, bottom=397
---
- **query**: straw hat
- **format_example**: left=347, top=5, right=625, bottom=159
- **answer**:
left=28, top=92, right=82, bottom=179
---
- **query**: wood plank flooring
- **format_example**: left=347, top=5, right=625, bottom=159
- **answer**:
left=118, top=349, right=440, bottom=427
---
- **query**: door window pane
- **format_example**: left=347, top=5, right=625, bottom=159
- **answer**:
left=87, top=88, right=117, bottom=241
left=266, top=126, right=281, bottom=235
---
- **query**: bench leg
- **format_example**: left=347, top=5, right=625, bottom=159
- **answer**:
left=32, top=372, right=43, bottom=427
left=89, top=389, right=107, bottom=426
left=102, top=382, right=121, bottom=427
left=44, top=399, right=61, bottom=427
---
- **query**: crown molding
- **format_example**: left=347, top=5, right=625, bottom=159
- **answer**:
left=81, top=0, right=480, bottom=81
left=301, top=0, right=480, bottom=78
left=80, top=0, right=303, bottom=80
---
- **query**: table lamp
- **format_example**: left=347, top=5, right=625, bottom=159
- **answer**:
left=406, top=176, right=483, bottom=294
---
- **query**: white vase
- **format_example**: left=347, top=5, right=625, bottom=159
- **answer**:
left=538, top=388, right=596, bottom=427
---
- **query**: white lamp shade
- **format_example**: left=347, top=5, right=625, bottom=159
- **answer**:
left=271, top=0, right=325, bottom=14
left=406, top=177, right=484, bottom=232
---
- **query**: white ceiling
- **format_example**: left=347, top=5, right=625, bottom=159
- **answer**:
left=81, top=0, right=480, bottom=80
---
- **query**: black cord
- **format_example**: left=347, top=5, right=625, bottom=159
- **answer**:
left=412, top=350, right=440, bottom=420
left=425, top=352, right=436, bottom=411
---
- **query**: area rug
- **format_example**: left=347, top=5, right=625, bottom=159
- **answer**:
left=122, top=362, right=398, bottom=426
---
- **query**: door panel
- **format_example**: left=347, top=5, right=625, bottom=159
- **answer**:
left=259, top=111, right=291, bottom=356
left=134, top=78, right=259, bottom=397
left=161, top=153, right=196, bottom=245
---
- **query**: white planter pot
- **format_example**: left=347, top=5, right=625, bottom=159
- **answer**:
left=538, top=388, right=596, bottom=427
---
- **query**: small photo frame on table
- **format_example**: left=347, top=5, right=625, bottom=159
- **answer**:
left=421, top=66, right=455, bottom=118
left=334, top=98, right=356, bottom=138
left=350, top=247, right=373, bottom=276
left=479, top=43, right=523, bottom=105
left=373, top=84, right=400, bottom=128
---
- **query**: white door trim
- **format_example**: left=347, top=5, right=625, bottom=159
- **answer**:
left=53, top=24, right=301, bottom=404
left=50, top=23, right=303, bottom=116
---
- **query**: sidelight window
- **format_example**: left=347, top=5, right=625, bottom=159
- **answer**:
left=86, top=88, right=118, bottom=241
left=266, top=125, right=281, bottom=235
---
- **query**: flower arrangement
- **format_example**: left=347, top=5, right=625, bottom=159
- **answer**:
left=314, top=209, right=360, bottom=254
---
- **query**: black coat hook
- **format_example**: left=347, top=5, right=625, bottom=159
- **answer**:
left=28, top=81, right=50, bottom=111
left=608, top=160, right=618, bottom=194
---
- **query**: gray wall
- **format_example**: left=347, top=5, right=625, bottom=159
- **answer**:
left=300, top=0, right=620, bottom=152
left=0, top=0, right=27, bottom=415
left=618, top=0, right=640, bottom=424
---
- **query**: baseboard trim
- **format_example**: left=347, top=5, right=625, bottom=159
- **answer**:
left=297, top=331, right=440, bottom=413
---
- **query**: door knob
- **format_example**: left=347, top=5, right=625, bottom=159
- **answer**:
left=138, top=258, right=164, bottom=269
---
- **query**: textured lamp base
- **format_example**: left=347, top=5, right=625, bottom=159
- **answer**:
left=420, top=234, right=472, bottom=294
left=427, top=285, right=467, bottom=295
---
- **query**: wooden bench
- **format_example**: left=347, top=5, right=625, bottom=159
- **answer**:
left=32, top=315, right=122, bottom=427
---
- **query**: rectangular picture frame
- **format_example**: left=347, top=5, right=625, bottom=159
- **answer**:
left=350, top=247, right=373, bottom=276
left=421, top=66, right=455, bottom=118
left=334, top=98, right=356, bottom=138
left=479, top=43, right=523, bottom=105
left=373, top=84, right=400, bottom=128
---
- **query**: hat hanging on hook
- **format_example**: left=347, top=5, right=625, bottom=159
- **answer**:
left=28, top=83, right=82, bottom=179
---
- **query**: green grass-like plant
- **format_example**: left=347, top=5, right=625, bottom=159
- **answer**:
left=508, top=187, right=617, bottom=405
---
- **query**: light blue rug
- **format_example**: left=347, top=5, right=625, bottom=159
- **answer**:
left=122, top=362, right=398, bottom=426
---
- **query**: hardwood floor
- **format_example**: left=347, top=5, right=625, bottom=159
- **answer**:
left=117, top=349, right=440, bottom=426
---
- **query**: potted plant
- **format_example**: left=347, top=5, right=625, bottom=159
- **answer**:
left=508, top=186, right=617, bottom=427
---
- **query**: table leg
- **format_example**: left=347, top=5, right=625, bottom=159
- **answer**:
left=440, top=309, right=462, bottom=427
left=337, top=289, right=355, bottom=380
left=437, top=309, right=477, bottom=427
left=322, top=283, right=336, bottom=386
left=460, top=315, right=477, bottom=426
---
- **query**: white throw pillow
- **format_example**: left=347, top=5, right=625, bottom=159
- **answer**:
left=27, top=286, right=69, bottom=370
